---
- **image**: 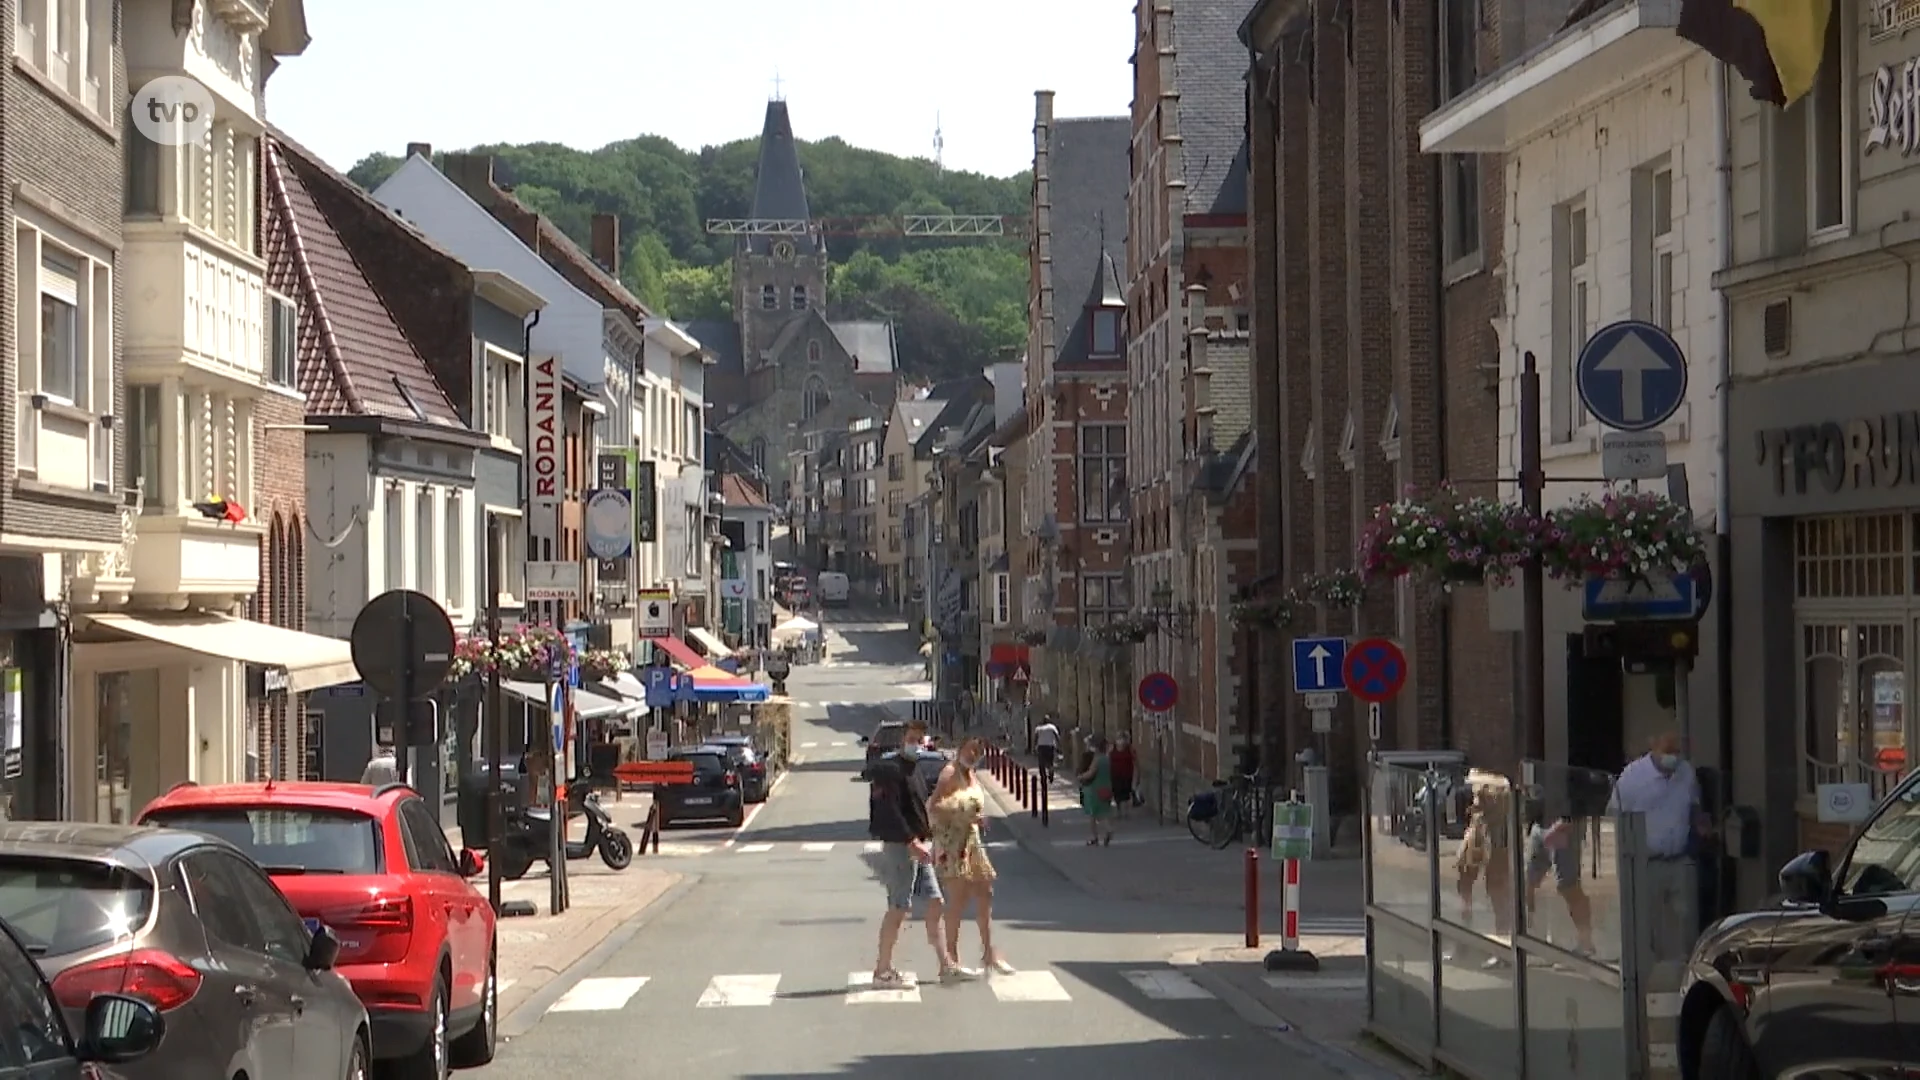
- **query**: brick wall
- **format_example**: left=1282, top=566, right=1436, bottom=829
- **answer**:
left=253, top=392, right=308, bottom=776
left=2, top=4, right=125, bottom=545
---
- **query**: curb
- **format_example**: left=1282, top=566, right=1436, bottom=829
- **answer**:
left=980, top=775, right=1108, bottom=897
left=1168, top=948, right=1421, bottom=1080
left=499, top=872, right=700, bottom=1039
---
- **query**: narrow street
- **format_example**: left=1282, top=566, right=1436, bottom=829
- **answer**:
left=472, top=611, right=1383, bottom=1078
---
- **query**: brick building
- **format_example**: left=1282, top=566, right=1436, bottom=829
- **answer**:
left=1019, top=93, right=1131, bottom=742
left=1125, top=0, right=1255, bottom=799
left=1244, top=0, right=1528, bottom=814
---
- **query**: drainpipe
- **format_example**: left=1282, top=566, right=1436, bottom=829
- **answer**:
left=1430, top=17, right=1454, bottom=750
left=1712, top=60, right=1737, bottom=910
left=521, top=308, right=542, bottom=621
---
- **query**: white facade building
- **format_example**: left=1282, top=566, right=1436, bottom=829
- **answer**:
left=640, top=319, right=711, bottom=602
left=1422, top=6, right=1727, bottom=767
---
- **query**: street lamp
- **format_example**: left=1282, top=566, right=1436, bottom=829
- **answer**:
left=1146, top=583, right=1196, bottom=641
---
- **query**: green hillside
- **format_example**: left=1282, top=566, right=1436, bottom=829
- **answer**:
left=346, top=135, right=1031, bottom=382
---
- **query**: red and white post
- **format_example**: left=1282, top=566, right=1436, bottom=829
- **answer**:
left=1262, top=791, right=1320, bottom=972
left=1280, top=855, right=1302, bottom=953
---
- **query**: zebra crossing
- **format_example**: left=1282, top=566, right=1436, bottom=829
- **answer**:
left=522, top=965, right=1221, bottom=1014
left=658, top=839, right=1022, bottom=857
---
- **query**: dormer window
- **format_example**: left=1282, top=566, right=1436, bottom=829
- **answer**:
left=1090, top=307, right=1123, bottom=358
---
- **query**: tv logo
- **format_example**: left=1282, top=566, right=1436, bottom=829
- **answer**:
left=129, top=76, right=215, bottom=147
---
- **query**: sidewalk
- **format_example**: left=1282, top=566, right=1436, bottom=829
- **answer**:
left=978, top=751, right=1427, bottom=1079
left=446, top=815, right=684, bottom=1021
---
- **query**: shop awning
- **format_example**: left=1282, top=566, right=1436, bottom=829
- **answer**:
left=501, top=681, right=639, bottom=721
left=642, top=637, right=703, bottom=670
left=686, top=664, right=747, bottom=686
left=687, top=627, right=732, bottom=656
left=603, top=671, right=646, bottom=701
left=84, top=613, right=357, bottom=692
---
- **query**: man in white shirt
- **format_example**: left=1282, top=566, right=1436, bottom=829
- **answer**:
left=1609, top=731, right=1706, bottom=961
left=1031, top=716, right=1061, bottom=786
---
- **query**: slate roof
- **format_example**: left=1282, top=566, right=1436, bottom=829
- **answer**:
left=1176, top=0, right=1254, bottom=216
left=264, top=133, right=463, bottom=425
left=748, top=100, right=817, bottom=256
left=896, top=399, right=948, bottom=447
left=1047, top=117, right=1131, bottom=362
left=685, top=319, right=744, bottom=377
left=829, top=321, right=897, bottom=374
left=1205, top=333, right=1253, bottom=448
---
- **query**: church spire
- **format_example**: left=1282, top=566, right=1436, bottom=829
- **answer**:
left=750, top=100, right=812, bottom=225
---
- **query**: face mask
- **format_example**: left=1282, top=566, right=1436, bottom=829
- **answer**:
left=1656, top=753, right=1682, bottom=773
left=960, top=754, right=981, bottom=770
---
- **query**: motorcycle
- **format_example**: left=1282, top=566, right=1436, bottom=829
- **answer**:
left=492, top=784, right=634, bottom=880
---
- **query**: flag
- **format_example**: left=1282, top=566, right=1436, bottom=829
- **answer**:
left=191, top=497, right=248, bottom=524
left=1678, top=0, right=1833, bottom=107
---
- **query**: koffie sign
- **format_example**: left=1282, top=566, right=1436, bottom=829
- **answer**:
left=1756, top=413, right=1920, bottom=495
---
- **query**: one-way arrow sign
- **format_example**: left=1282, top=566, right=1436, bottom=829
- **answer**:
left=1576, top=320, right=1688, bottom=432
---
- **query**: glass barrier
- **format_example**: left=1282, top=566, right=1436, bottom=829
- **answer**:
left=1367, top=762, right=1437, bottom=927
left=1515, top=762, right=1622, bottom=971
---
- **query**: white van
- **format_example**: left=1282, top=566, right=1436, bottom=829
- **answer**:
left=817, top=571, right=851, bottom=607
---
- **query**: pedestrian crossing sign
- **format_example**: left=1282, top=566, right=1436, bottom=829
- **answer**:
left=1272, top=800, right=1313, bottom=860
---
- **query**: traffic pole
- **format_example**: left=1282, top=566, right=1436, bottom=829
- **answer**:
left=1282, top=856, right=1301, bottom=952
left=1264, top=791, right=1321, bottom=972
left=1244, top=845, right=1260, bottom=948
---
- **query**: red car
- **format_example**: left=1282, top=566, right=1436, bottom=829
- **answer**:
left=138, top=781, right=498, bottom=1078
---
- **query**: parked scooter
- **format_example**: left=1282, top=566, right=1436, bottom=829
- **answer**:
left=493, top=784, right=633, bottom=880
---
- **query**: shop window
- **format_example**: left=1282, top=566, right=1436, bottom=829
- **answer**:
left=96, top=670, right=160, bottom=824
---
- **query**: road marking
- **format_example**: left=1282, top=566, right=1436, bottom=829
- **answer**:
left=830, top=741, right=851, bottom=747
left=549, top=976, right=649, bottom=1012
left=1262, top=974, right=1367, bottom=992
left=846, top=971, right=921, bottom=1004
left=863, top=841, right=883, bottom=854
left=801, top=741, right=819, bottom=748
left=988, top=970, right=1073, bottom=1002
left=722, top=799, right=768, bottom=849
left=799, top=842, right=835, bottom=852
left=697, top=974, right=782, bottom=1007
left=1122, top=969, right=1214, bottom=1000
left=497, top=978, right=516, bottom=995
left=736, top=843, right=774, bottom=853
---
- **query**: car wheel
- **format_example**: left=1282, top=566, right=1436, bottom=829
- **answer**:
left=448, top=950, right=498, bottom=1068
left=726, top=805, right=746, bottom=827
left=1698, top=1005, right=1760, bottom=1080
left=345, top=1031, right=370, bottom=1080
left=392, top=975, right=449, bottom=1079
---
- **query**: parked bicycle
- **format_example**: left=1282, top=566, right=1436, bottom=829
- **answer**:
left=1186, top=770, right=1266, bottom=849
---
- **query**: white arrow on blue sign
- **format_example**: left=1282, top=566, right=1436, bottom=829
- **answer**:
left=1292, top=636, right=1347, bottom=694
left=1575, top=320, right=1688, bottom=433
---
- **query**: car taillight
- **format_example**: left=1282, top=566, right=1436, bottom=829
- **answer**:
left=52, top=949, right=202, bottom=1011
left=751, top=762, right=765, bottom=774
left=343, top=896, right=413, bottom=932
left=725, top=773, right=738, bottom=787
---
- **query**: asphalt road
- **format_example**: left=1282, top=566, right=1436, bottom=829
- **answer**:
left=473, top=610, right=1351, bottom=1078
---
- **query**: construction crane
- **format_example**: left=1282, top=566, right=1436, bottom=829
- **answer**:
left=704, top=215, right=1028, bottom=239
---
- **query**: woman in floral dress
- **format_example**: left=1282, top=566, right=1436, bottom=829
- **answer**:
left=929, top=736, right=1016, bottom=977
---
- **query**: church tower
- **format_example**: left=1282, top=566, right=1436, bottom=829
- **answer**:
left=735, top=99, right=828, bottom=373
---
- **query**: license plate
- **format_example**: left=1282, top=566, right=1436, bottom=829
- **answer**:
left=682, top=797, right=712, bottom=805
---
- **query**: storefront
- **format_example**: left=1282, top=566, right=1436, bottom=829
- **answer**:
left=1725, top=364, right=1920, bottom=884
left=68, top=612, right=357, bottom=823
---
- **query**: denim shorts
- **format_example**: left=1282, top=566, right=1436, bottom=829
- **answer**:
left=877, top=842, right=943, bottom=911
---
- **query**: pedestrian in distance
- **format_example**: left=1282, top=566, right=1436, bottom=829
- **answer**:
left=1078, top=736, right=1116, bottom=846
left=867, top=719, right=958, bottom=987
left=1108, top=734, right=1138, bottom=819
left=929, top=736, right=1015, bottom=978
left=360, top=740, right=400, bottom=786
left=1031, top=714, right=1061, bottom=787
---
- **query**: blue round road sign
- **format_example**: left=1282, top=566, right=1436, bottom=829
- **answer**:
left=1575, top=320, right=1688, bottom=433
left=1343, top=638, right=1408, bottom=705
left=1138, top=672, right=1179, bottom=713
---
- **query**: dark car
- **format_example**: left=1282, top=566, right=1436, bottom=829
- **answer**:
left=704, top=736, right=772, bottom=803
left=0, top=822, right=369, bottom=1080
left=1678, top=770, right=1920, bottom=1078
left=0, top=913, right=167, bottom=1078
left=859, top=720, right=909, bottom=768
left=654, top=748, right=746, bottom=828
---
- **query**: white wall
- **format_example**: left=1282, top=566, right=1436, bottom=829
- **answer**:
left=304, top=434, right=372, bottom=639
left=1499, top=53, right=1724, bottom=515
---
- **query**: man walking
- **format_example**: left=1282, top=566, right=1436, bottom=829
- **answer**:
left=361, top=740, right=400, bottom=786
left=869, top=719, right=962, bottom=986
left=1031, top=714, right=1061, bottom=788
left=1609, top=731, right=1708, bottom=960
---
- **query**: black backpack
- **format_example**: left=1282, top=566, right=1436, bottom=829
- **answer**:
left=867, top=750, right=931, bottom=838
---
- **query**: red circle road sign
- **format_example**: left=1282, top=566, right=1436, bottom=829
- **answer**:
left=1344, top=638, right=1408, bottom=704
left=1137, top=672, right=1179, bottom=713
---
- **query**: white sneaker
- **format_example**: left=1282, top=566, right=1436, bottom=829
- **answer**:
left=985, top=958, right=1017, bottom=976
left=941, top=966, right=982, bottom=983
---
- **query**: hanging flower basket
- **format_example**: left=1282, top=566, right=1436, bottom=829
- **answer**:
left=1298, top=569, right=1367, bottom=609
left=1091, top=615, right=1154, bottom=646
left=1231, top=597, right=1294, bottom=628
left=578, top=648, right=631, bottom=682
left=447, top=624, right=576, bottom=682
left=1358, top=485, right=1545, bottom=588
left=1541, top=489, right=1706, bottom=583
left=1016, top=627, right=1048, bottom=647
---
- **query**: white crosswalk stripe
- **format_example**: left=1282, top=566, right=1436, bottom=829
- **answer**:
left=549, top=976, right=650, bottom=1012
left=800, top=741, right=819, bottom=748
left=697, top=974, right=782, bottom=1007
left=863, top=841, right=882, bottom=854
left=526, top=965, right=1216, bottom=1015
left=735, top=843, right=774, bottom=853
left=1295, top=917, right=1368, bottom=936
left=635, top=839, right=1018, bottom=859
left=799, top=842, right=836, bottom=852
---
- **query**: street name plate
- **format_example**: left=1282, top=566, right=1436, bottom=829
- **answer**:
left=1302, top=692, right=1338, bottom=711
left=1601, top=430, right=1668, bottom=481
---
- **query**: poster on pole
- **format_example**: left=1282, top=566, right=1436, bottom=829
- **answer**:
left=525, top=355, right=562, bottom=550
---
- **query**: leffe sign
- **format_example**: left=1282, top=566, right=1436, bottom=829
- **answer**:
left=526, top=355, right=561, bottom=549
left=1866, top=55, right=1920, bottom=157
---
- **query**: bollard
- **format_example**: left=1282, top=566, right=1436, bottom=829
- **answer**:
left=1263, top=854, right=1320, bottom=971
left=1041, top=785, right=1049, bottom=827
left=1244, top=845, right=1260, bottom=948
left=1019, top=767, right=1029, bottom=807
left=1030, top=771, right=1040, bottom=818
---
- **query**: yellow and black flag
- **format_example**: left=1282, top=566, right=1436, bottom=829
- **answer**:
left=1678, top=0, right=1833, bottom=106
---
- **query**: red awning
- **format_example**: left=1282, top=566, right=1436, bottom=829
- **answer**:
left=989, top=644, right=1030, bottom=666
left=644, top=637, right=703, bottom=670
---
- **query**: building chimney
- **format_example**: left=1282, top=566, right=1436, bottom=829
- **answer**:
left=590, top=214, right=620, bottom=275
left=440, top=153, right=495, bottom=198
left=406, top=142, right=431, bottom=160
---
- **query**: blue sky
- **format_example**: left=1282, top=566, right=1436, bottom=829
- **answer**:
left=266, top=0, right=1139, bottom=178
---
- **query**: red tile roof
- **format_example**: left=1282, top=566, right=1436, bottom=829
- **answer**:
left=720, top=473, right=771, bottom=509
left=263, top=134, right=463, bottom=425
